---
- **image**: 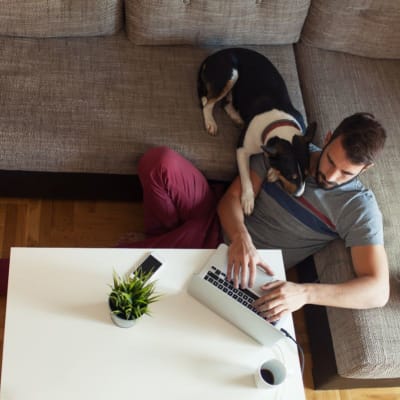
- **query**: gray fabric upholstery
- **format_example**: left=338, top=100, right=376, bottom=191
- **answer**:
left=314, top=240, right=400, bottom=379
left=301, top=0, right=400, bottom=59
left=0, top=0, right=123, bottom=37
left=0, top=34, right=305, bottom=181
left=125, top=0, right=311, bottom=45
left=295, top=42, right=400, bottom=378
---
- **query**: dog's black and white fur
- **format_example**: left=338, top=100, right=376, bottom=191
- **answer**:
left=198, top=48, right=316, bottom=215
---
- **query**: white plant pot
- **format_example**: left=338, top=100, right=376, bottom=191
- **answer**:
left=108, top=298, right=139, bottom=328
left=110, top=311, right=137, bottom=328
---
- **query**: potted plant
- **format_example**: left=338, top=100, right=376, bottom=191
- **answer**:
left=108, top=269, right=160, bottom=328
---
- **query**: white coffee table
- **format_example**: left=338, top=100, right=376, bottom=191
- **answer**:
left=1, top=247, right=305, bottom=400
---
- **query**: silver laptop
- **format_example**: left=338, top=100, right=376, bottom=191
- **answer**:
left=187, top=243, right=285, bottom=347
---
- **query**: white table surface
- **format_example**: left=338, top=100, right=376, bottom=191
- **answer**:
left=1, top=247, right=305, bottom=400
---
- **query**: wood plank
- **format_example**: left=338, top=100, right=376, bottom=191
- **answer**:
left=25, top=199, right=42, bottom=246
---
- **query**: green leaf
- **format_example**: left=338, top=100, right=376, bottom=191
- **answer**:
left=108, top=269, right=161, bottom=320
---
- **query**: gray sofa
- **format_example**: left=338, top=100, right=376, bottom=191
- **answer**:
left=0, top=0, right=399, bottom=390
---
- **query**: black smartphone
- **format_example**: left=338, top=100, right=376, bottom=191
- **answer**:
left=132, top=253, right=163, bottom=278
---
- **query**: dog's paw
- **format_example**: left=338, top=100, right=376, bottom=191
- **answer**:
left=267, top=168, right=280, bottom=182
left=241, top=191, right=255, bottom=215
left=232, top=115, right=245, bottom=128
left=205, top=119, right=218, bottom=136
left=202, top=104, right=218, bottom=135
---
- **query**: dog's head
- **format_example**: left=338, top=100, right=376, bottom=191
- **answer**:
left=261, top=122, right=317, bottom=197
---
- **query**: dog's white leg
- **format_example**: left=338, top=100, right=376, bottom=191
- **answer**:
left=201, top=97, right=218, bottom=136
left=202, top=100, right=218, bottom=135
left=202, top=68, right=239, bottom=136
left=237, top=147, right=255, bottom=215
left=224, top=92, right=244, bottom=127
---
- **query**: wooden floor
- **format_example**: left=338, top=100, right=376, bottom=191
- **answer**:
left=0, top=197, right=399, bottom=399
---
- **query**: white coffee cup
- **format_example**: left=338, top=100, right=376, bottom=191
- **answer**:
left=254, top=358, right=287, bottom=389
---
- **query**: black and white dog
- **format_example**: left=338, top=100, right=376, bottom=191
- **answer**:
left=198, top=48, right=316, bottom=215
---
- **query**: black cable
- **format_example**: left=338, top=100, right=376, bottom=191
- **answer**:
left=280, top=328, right=305, bottom=375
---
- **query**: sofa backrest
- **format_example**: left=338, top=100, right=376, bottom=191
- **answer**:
left=0, top=0, right=123, bottom=38
left=125, top=0, right=311, bottom=45
left=301, top=0, right=400, bottom=59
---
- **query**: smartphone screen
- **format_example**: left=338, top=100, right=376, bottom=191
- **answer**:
left=135, top=254, right=162, bottom=276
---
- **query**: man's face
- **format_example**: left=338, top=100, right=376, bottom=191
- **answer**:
left=316, top=136, right=368, bottom=189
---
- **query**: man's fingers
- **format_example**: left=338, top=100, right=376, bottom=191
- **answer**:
left=256, top=302, right=287, bottom=322
left=227, top=247, right=269, bottom=289
left=261, top=279, right=284, bottom=290
left=226, top=259, right=233, bottom=281
left=257, top=260, right=274, bottom=276
left=248, top=259, right=257, bottom=288
left=226, top=241, right=272, bottom=289
left=255, top=298, right=281, bottom=312
left=229, top=260, right=242, bottom=289
left=241, top=266, right=248, bottom=288
left=233, top=263, right=240, bottom=288
left=253, top=292, right=278, bottom=308
left=265, top=307, right=287, bottom=323
left=233, top=276, right=239, bottom=289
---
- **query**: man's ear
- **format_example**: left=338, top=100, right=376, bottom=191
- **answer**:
left=323, top=131, right=333, bottom=146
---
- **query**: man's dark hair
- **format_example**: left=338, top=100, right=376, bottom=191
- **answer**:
left=330, top=112, right=386, bottom=165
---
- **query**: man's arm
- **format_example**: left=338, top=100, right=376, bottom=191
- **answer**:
left=309, top=244, right=389, bottom=308
left=254, top=244, right=390, bottom=322
left=217, top=171, right=273, bottom=288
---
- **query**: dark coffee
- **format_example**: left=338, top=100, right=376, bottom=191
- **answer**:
left=260, top=368, right=275, bottom=384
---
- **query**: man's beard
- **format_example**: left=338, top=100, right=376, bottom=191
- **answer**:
left=315, top=152, right=337, bottom=189
left=315, top=152, right=357, bottom=190
left=316, top=171, right=338, bottom=189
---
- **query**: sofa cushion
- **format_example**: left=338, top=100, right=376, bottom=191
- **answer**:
left=313, top=240, right=400, bottom=379
left=0, top=34, right=306, bottom=182
left=0, top=0, right=123, bottom=37
left=125, top=0, right=311, bottom=45
left=300, top=0, right=400, bottom=59
left=295, top=42, right=400, bottom=378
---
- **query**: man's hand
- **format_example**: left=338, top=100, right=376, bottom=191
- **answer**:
left=226, top=231, right=273, bottom=289
left=217, top=171, right=273, bottom=289
left=253, top=281, right=309, bottom=323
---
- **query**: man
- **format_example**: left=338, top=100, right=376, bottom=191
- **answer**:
left=218, top=112, right=389, bottom=322
left=122, top=112, right=389, bottom=322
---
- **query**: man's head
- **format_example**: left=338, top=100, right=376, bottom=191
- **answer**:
left=317, top=113, right=386, bottom=189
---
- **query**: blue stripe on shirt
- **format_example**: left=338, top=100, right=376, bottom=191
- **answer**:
left=262, top=182, right=339, bottom=238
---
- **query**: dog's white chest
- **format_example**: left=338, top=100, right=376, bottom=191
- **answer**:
left=242, top=109, right=301, bottom=152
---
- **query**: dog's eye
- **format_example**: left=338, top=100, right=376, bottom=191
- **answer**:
left=292, top=174, right=298, bottom=180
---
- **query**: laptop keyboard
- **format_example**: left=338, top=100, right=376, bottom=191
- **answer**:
left=204, top=266, right=262, bottom=316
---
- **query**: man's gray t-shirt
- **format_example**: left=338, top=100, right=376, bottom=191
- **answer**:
left=243, top=153, right=383, bottom=268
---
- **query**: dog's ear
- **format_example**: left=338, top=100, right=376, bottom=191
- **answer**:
left=292, top=138, right=311, bottom=176
left=292, top=122, right=317, bottom=175
left=303, top=122, right=317, bottom=143
left=261, top=137, right=285, bottom=157
left=261, top=143, right=278, bottom=157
